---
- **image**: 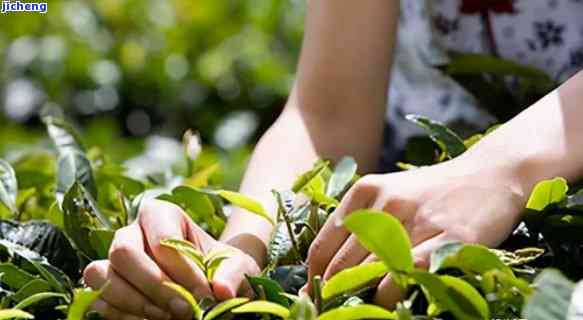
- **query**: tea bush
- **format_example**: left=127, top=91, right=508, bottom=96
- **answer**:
left=0, top=112, right=582, bottom=320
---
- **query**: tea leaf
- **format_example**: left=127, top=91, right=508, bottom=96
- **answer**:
left=43, top=116, right=85, bottom=154
left=0, top=159, right=18, bottom=215
left=430, top=242, right=513, bottom=276
left=102, top=174, right=145, bottom=199
left=204, top=250, right=231, bottom=281
left=57, top=152, right=98, bottom=205
left=13, top=292, right=67, bottom=310
left=0, top=263, right=36, bottom=289
left=410, top=271, right=489, bottom=320
left=160, top=239, right=205, bottom=271
left=0, top=309, right=34, bottom=319
left=10, top=279, right=52, bottom=303
left=292, top=160, right=329, bottom=193
left=164, top=282, right=203, bottom=320
left=322, top=262, right=388, bottom=300
left=158, top=186, right=223, bottom=236
left=440, top=276, right=489, bottom=319
left=67, top=286, right=105, bottom=320
left=526, top=177, right=568, bottom=211
left=203, top=298, right=249, bottom=320
left=217, top=190, right=274, bottom=225
left=522, top=269, right=574, bottom=320
left=405, top=115, right=466, bottom=159
left=289, top=296, right=317, bottom=320
left=247, top=276, right=290, bottom=307
left=326, top=157, right=357, bottom=198
left=88, top=228, right=115, bottom=259
left=231, top=300, right=290, bottom=318
left=185, top=163, right=220, bottom=188
left=445, top=53, right=554, bottom=83
left=563, top=189, right=583, bottom=211
left=62, top=183, right=101, bottom=258
left=343, top=210, right=413, bottom=274
left=317, top=304, right=396, bottom=320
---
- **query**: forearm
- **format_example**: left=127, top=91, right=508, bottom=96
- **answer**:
left=459, top=70, right=583, bottom=199
left=220, top=0, right=399, bottom=266
left=220, top=93, right=385, bottom=266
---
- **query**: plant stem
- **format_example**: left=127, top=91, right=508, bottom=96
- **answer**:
left=311, top=276, right=323, bottom=313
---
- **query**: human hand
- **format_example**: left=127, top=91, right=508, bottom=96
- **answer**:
left=306, top=157, right=527, bottom=307
left=83, top=199, right=260, bottom=320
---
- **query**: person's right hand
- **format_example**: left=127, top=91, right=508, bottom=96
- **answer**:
left=83, top=199, right=261, bottom=320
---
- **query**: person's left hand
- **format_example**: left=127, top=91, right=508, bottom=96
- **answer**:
left=306, top=156, right=527, bottom=307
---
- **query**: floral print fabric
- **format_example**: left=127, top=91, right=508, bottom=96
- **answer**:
left=382, top=0, right=583, bottom=170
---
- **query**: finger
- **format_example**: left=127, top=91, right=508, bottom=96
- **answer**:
left=140, top=200, right=213, bottom=299
left=307, top=180, right=377, bottom=289
left=212, top=250, right=260, bottom=300
left=108, top=223, right=193, bottom=320
left=374, top=233, right=449, bottom=308
left=323, top=234, right=370, bottom=281
left=91, top=299, right=141, bottom=320
left=84, top=260, right=171, bottom=320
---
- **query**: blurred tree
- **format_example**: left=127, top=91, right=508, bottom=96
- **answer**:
left=0, top=0, right=306, bottom=149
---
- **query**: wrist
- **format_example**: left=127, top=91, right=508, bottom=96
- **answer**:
left=445, top=150, right=532, bottom=203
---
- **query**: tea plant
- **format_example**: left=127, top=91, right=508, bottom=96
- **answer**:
left=0, top=112, right=582, bottom=320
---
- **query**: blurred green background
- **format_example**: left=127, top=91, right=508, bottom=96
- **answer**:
left=0, top=0, right=306, bottom=185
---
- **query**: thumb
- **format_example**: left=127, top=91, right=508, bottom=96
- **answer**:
left=211, top=251, right=260, bottom=300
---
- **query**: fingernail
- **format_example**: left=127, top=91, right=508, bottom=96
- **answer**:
left=144, top=303, right=171, bottom=320
left=169, top=298, right=192, bottom=320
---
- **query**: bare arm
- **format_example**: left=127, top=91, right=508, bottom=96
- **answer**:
left=220, top=0, right=400, bottom=267
left=461, top=70, right=583, bottom=194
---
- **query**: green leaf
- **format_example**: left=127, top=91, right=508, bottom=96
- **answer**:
left=405, top=115, right=466, bottom=159
left=0, top=309, right=34, bottom=319
left=231, top=300, right=290, bottom=319
left=185, top=163, right=220, bottom=188
left=563, top=189, right=583, bottom=211
left=43, top=116, right=85, bottom=155
left=57, top=151, right=98, bottom=204
left=164, top=282, right=203, bottom=320
left=158, top=186, right=223, bottom=236
left=326, top=157, right=357, bottom=197
left=10, top=279, right=52, bottom=303
left=445, top=53, right=555, bottom=84
left=203, top=298, right=249, bottom=320
left=343, top=210, right=413, bottom=274
left=31, top=261, right=67, bottom=293
left=292, top=160, right=330, bottom=193
left=409, top=271, right=489, bottom=320
left=0, top=159, right=18, bottom=215
left=0, top=220, right=79, bottom=280
left=61, top=183, right=101, bottom=259
left=67, top=287, right=105, bottom=320
left=463, top=134, right=483, bottom=149
left=88, top=228, right=115, bottom=259
left=322, top=262, right=389, bottom=300
left=526, top=177, right=569, bottom=211
left=160, top=239, right=205, bottom=271
left=288, top=296, right=317, bottom=320
left=522, top=269, right=574, bottom=320
left=102, top=174, right=145, bottom=199
left=317, top=304, right=396, bottom=320
left=0, top=263, right=36, bottom=289
left=247, top=276, right=290, bottom=307
left=217, top=190, right=274, bottom=225
left=13, top=292, right=67, bottom=310
left=204, top=249, right=231, bottom=281
left=430, top=242, right=513, bottom=276
left=440, top=276, right=489, bottom=319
